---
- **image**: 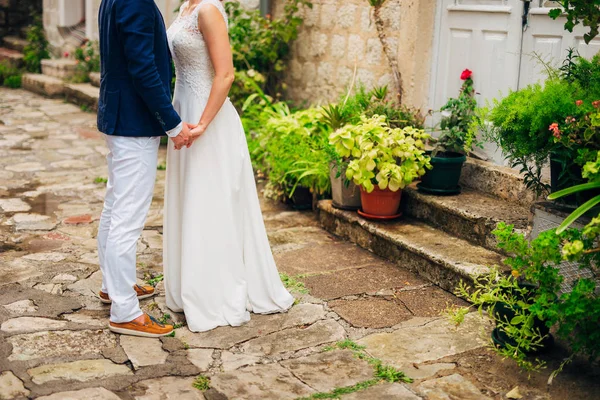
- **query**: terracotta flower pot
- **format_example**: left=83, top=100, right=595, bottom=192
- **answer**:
left=360, top=186, right=402, bottom=216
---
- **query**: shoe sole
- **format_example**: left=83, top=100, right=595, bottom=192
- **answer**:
left=99, top=293, right=156, bottom=304
left=108, top=325, right=173, bottom=338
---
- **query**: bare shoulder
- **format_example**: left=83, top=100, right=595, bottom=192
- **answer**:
left=197, top=1, right=227, bottom=30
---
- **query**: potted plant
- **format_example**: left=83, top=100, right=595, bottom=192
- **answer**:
left=325, top=86, right=427, bottom=210
left=332, top=115, right=430, bottom=219
left=418, top=69, right=480, bottom=195
left=448, top=218, right=600, bottom=375
left=484, top=52, right=600, bottom=198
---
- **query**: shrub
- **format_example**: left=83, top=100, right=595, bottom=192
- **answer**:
left=4, top=75, right=22, bottom=89
left=23, top=14, right=50, bottom=73
left=226, top=0, right=311, bottom=108
left=72, top=40, right=100, bottom=83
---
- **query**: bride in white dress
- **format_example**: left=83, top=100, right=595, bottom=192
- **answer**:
left=164, top=0, right=294, bottom=332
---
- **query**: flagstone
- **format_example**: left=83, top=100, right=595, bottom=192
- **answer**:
left=221, top=351, right=262, bottom=371
left=131, top=377, right=205, bottom=400
left=186, top=348, right=213, bottom=371
left=329, top=298, right=413, bottom=328
left=0, top=198, right=31, bottom=212
left=281, top=350, right=374, bottom=392
left=3, top=299, right=37, bottom=315
left=62, top=313, right=106, bottom=327
left=210, top=364, right=314, bottom=399
left=52, top=273, right=78, bottom=282
left=13, top=213, right=56, bottom=231
left=341, top=383, right=422, bottom=400
left=120, top=336, right=169, bottom=369
left=28, top=359, right=132, bottom=384
left=1, top=316, right=67, bottom=333
left=9, top=329, right=117, bottom=361
left=5, top=162, right=45, bottom=172
left=22, top=252, right=67, bottom=262
left=403, top=363, right=457, bottom=380
left=415, top=374, right=491, bottom=400
left=36, top=387, right=121, bottom=400
left=0, top=258, right=45, bottom=284
left=242, top=319, right=346, bottom=356
left=0, top=371, right=30, bottom=400
left=358, top=313, right=489, bottom=369
left=176, top=303, right=327, bottom=349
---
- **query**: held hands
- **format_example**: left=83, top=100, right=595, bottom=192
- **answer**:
left=171, top=122, right=205, bottom=150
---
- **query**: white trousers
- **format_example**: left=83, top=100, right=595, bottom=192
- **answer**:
left=97, top=135, right=161, bottom=323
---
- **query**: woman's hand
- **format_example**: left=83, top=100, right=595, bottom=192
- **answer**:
left=186, top=123, right=207, bottom=148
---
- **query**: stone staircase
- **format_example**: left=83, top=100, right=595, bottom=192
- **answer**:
left=1, top=32, right=100, bottom=111
left=0, top=35, right=26, bottom=67
left=318, top=158, right=536, bottom=292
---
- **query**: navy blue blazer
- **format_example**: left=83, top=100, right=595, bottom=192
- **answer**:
left=97, top=0, right=181, bottom=137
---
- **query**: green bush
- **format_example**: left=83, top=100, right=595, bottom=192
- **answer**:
left=322, top=85, right=426, bottom=132
left=226, top=0, right=311, bottom=109
left=0, top=61, right=22, bottom=88
left=72, top=41, right=100, bottom=83
left=4, top=75, right=22, bottom=89
left=23, top=14, right=50, bottom=73
left=257, top=106, right=332, bottom=200
left=486, top=52, right=600, bottom=195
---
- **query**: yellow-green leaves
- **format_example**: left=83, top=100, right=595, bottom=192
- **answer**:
left=334, top=115, right=431, bottom=192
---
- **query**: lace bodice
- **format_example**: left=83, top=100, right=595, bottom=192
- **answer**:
left=167, top=0, right=228, bottom=102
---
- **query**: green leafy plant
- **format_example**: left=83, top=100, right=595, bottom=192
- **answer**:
left=331, top=115, right=430, bottom=193
left=146, top=274, right=164, bottom=287
left=549, top=0, right=600, bottom=44
left=94, top=177, right=108, bottom=184
left=485, top=53, right=600, bottom=195
left=279, top=272, right=308, bottom=294
left=258, top=106, right=332, bottom=200
left=448, top=222, right=600, bottom=375
left=432, top=69, right=481, bottom=156
left=192, top=375, right=211, bottom=391
left=72, top=40, right=100, bottom=83
left=226, top=0, right=312, bottom=108
left=23, top=13, right=50, bottom=73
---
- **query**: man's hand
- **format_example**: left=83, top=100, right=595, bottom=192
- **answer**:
left=171, top=122, right=193, bottom=150
left=186, top=123, right=207, bottom=148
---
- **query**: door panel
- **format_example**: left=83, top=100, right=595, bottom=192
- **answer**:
left=519, top=2, right=600, bottom=88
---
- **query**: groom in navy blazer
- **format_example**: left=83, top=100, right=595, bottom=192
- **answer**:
left=96, top=0, right=189, bottom=337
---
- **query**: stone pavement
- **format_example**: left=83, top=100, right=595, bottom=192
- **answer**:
left=0, top=88, right=598, bottom=400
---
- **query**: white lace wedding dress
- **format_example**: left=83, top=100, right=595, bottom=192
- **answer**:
left=163, top=0, right=294, bottom=332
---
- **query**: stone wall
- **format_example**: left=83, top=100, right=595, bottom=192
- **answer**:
left=273, top=0, right=436, bottom=110
left=0, top=0, right=42, bottom=39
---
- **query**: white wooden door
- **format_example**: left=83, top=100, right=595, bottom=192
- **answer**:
left=429, top=0, right=524, bottom=164
left=430, top=0, right=600, bottom=164
left=519, top=0, right=600, bottom=88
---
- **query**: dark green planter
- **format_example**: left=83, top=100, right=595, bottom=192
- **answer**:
left=417, top=151, right=466, bottom=195
left=491, top=283, right=554, bottom=354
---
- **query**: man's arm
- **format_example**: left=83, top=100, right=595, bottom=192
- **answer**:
left=115, top=0, right=181, bottom=132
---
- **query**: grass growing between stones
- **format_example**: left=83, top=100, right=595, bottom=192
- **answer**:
left=299, top=340, right=413, bottom=399
left=146, top=274, right=164, bottom=287
left=280, top=273, right=308, bottom=294
left=193, top=375, right=211, bottom=391
left=94, top=177, right=108, bottom=184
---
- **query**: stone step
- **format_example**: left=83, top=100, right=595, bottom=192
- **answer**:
left=64, top=83, right=99, bottom=111
left=41, top=59, right=77, bottom=79
left=318, top=200, right=505, bottom=293
left=89, top=72, right=101, bottom=88
left=459, top=158, right=542, bottom=208
left=0, top=47, right=24, bottom=68
left=402, top=183, right=530, bottom=252
left=2, top=36, right=28, bottom=53
left=22, top=74, right=65, bottom=98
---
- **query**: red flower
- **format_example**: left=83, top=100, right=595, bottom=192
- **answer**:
left=460, top=69, right=472, bottom=80
left=63, top=51, right=69, bottom=58
left=549, top=123, right=561, bottom=139
left=593, top=100, right=600, bottom=109
left=576, top=100, right=583, bottom=106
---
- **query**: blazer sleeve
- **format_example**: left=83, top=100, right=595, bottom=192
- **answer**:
left=115, top=0, right=181, bottom=132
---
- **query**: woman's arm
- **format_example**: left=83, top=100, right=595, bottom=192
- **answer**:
left=188, top=4, right=234, bottom=146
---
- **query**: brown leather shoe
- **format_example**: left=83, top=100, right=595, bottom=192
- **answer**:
left=109, top=313, right=173, bottom=337
left=99, top=284, right=156, bottom=304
